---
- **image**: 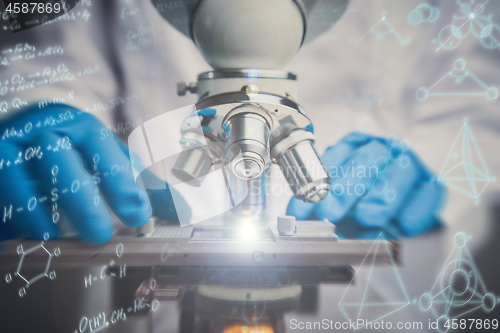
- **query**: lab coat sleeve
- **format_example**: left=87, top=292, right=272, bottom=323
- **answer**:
left=0, top=0, right=119, bottom=127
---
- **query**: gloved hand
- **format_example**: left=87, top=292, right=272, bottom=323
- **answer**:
left=286, top=132, right=447, bottom=237
left=0, top=104, right=186, bottom=244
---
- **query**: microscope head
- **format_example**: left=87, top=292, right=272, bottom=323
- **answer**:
left=190, top=0, right=304, bottom=70
left=152, top=0, right=349, bottom=64
left=152, top=0, right=349, bottom=203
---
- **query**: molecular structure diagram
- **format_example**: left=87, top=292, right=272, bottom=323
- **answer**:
left=435, top=0, right=500, bottom=51
left=4, top=233, right=61, bottom=297
left=416, top=58, right=498, bottom=101
left=419, top=232, right=497, bottom=332
left=408, top=3, right=440, bottom=25
left=338, top=233, right=412, bottom=329
left=338, top=232, right=498, bottom=332
left=351, top=12, right=411, bottom=46
left=438, top=118, right=495, bottom=205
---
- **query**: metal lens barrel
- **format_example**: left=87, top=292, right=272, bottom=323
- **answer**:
left=274, top=130, right=330, bottom=203
left=223, top=107, right=271, bottom=180
left=172, top=146, right=213, bottom=186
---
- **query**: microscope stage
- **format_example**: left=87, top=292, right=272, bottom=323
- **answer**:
left=0, top=223, right=400, bottom=270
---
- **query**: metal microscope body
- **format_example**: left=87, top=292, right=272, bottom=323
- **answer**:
left=175, top=69, right=330, bottom=205
left=165, top=0, right=351, bottom=207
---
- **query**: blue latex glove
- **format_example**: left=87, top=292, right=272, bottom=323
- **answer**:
left=286, top=132, right=447, bottom=237
left=193, top=107, right=217, bottom=131
left=0, top=104, right=186, bottom=244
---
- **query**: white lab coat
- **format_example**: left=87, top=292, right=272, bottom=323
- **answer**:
left=1, top=0, right=499, bottom=332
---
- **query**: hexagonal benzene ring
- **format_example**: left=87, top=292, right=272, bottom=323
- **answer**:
left=16, top=243, right=57, bottom=284
left=5, top=239, right=61, bottom=297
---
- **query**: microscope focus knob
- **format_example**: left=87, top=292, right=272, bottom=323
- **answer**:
left=277, top=215, right=296, bottom=236
left=177, top=82, right=197, bottom=96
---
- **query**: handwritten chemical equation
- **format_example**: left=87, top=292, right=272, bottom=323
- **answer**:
left=75, top=277, right=159, bottom=333
left=1, top=109, right=75, bottom=141
left=2, top=154, right=127, bottom=224
left=84, top=244, right=127, bottom=288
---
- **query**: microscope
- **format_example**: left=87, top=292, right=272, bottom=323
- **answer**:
left=153, top=0, right=350, bottom=226
left=0, top=1, right=402, bottom=332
